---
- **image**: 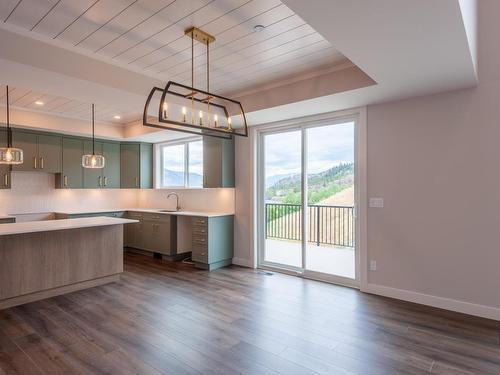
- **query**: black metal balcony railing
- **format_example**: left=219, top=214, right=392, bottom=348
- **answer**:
left=265, top=203, right=355, bottom=247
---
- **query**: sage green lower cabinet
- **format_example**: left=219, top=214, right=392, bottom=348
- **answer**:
left=56, top=138, right=83, bottom=189
left=191, top=215, right=234, bottom=270
left=203, top=137, right=235, bottom=188
left=124, top=212, right=177, bottom=257
left=120, top=143, right=153, bottom=189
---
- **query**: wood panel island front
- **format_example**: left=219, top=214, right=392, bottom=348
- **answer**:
left=0, top=217, right=137, bottom=309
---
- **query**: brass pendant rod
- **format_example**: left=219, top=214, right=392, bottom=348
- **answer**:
left=206, top=38, right=210, bottom=126
left=191, top=29, right=194, bottom=125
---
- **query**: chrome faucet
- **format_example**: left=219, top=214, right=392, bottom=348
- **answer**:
left=167, top=192, right=181, bottom=211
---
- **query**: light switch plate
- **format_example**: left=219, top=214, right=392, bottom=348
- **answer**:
left=369, top=197, right=384, bottom=208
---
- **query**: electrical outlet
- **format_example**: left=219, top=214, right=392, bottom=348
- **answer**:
left=370, top=260, right=377, bottom=271
left=369, top=197, right=384, bottom=208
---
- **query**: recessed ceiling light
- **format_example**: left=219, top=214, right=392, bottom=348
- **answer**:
left=34, top=101, right=44, bottom=106
left=253, top=24, right=265, bottom=32
left=113, top=115, right=121, bottom=120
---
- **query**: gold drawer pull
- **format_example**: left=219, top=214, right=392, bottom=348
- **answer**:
left=64, top=175, right=68, bottom=187
left=104, top=177, right=108, bottom=186
left=3, top=173, right=8, bottom=187
left=40, top=157, right=44, bottom=169
left=33, top=156, right=37, bottom=169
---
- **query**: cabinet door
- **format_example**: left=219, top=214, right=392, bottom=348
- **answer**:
left=0, top=131, right=10, bottom=189
left=203, top=137, right=235, bottom=188
left=12, top=131, right=38, bottom=172
left=37, top=134, right=62, bottom=173
left=120, top=144, right=140, bottom=188
left=61, top=138, right=83, bottom=188
left=103, top=142, right=120, bottom=188
left=83, top=140, right=103, bottom=188
left=203, top=137, right=222, bottom=188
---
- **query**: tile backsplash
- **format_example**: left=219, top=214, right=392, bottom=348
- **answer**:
left=0, top=172, right=234, bottom=215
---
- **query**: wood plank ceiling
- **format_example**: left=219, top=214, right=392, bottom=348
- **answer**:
left=0, top=84, right=138, bottom=125
left=0, top=0, right=346, bottom=97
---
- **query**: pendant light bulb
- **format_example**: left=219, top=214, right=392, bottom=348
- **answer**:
left=0, top=85, right=24, bottom=165
left=82, top=104, right=105, bottom=169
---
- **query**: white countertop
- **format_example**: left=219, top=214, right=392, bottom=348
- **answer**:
left=0, top=217, right=138, bottom=236
left=55, top=208, right=234, bottom=218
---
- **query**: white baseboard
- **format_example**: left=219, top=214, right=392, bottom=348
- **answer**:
left=232, top=257, right=253, bottom=268
left=363, top=283, right=500, bottom=321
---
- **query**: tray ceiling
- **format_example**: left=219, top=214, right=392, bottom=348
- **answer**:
left=0, top=0, right=347, bottom=95
left=0, top=85, right=140, bottom=125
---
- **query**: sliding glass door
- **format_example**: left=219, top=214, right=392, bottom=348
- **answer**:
left=259, top=119, right=358, bottom=286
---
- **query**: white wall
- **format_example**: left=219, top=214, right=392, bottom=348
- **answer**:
left=234, top=0, right=500, bottom=319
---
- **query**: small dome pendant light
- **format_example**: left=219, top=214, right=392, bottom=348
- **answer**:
left=82, top=104, right=105, bottom=169
left=0, top=85, right=23, bottom=165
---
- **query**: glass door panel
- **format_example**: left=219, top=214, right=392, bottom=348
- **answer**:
left=305, top=122, right=355, bottom=279
left=263, top=130, right=303, bottom=268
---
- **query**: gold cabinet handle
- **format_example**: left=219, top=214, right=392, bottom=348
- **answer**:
left=104, top=177, right=108, bottom=187
left=40, top=157, right=44, bottom=169
left=64, top=175, right=68, bottom=187
left=3, top=173, right=8, bottom=187
left=33, top=156, right=37, bottom=169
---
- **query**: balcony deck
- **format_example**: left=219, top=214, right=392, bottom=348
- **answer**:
left=265, top=239, right=355, bottom=279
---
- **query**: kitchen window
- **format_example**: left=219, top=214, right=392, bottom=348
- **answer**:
left=158, top=138, right=203, bottom=188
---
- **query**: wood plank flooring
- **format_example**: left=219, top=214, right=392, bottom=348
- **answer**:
left=1, top=252, right=500, bottom=374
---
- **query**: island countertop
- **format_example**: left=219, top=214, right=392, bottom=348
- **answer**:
left=0, top=217, right=138, bottom=236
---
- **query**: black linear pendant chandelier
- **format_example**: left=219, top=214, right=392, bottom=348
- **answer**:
left=143, top=27, right=248, bottom=139
left=0, top=85, right=23, bottom=165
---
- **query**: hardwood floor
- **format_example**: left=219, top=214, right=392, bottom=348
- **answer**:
left=1, top=252, right=499, bottom=375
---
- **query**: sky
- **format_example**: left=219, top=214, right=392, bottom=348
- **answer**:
left=264, top=122, right=355, bottom=178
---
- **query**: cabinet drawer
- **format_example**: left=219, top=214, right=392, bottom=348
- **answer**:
left=192, top=245, right=208, bottom=263
left=191, top=217, right=207, bottom=227
left=127, top=212, right=143, bottom=219
left=192, top=226, right=207, bottom=236
left=192, top=235, right=208, bottom=247
left=142, top=212, right=170, bottom=222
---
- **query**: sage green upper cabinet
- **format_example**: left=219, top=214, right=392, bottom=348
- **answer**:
left=120, top=143, right=152, bottom=189
left=0, top=130, right=10, bottom=189
left=203, top=137, right=235, bottom=188
left=12, top=131, right=61, bottom=173
left=37, top=134, right=62, bottom=173
left=102, top=142, right=120, bottom=189
left=11, top=131, right=38, bottom=172
left=58, top=138, right=83, bottom=189
left=83, top=140, right=103, bottom=188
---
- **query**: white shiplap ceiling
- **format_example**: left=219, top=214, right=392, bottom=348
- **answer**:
left=0, top=85, right=140, bottom=125
left=0, top=0, right=347, bottom=95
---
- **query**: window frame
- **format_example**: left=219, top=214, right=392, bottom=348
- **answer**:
left=157, top=136, right=203, bottom=189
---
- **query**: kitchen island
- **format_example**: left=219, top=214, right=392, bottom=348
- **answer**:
left=0, top=217, right=137, bottom=309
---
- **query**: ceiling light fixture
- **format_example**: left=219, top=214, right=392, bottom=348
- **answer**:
left=34, top=100, right=44, bottom=105
left=82, top=104, right=105, bottom=169
left=143, top=27, right=248, bottom=139
left=113, top=115, right=121, bottom=120
left=0, top=85, right=23, bottom=165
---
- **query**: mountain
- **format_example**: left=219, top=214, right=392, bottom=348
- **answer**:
left=265, top=163, right=354, bottom=204
left=265, top=173, right=295, bottom=188
left=163, top=170, right=203, bottom=187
